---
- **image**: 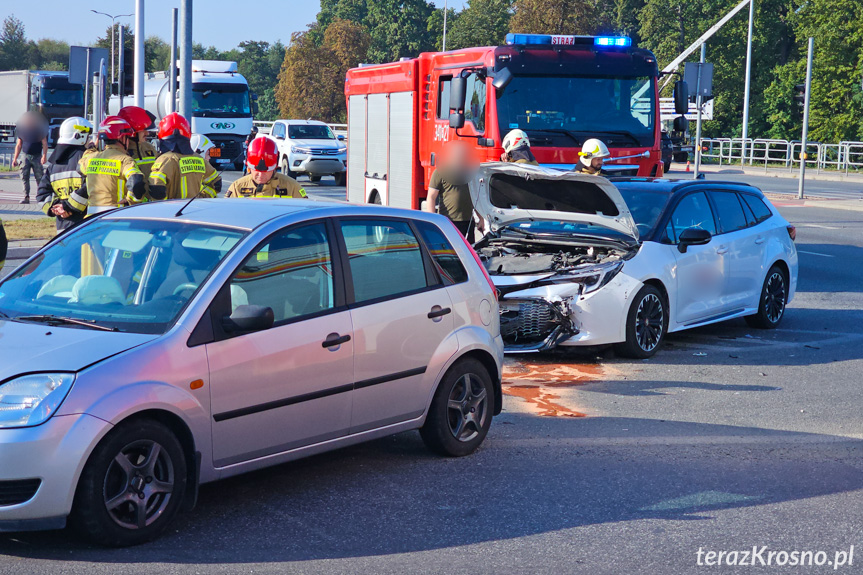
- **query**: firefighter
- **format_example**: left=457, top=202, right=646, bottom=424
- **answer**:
left=575, top=138, right=611, bottom=175
left=117, top=106, right=159, bottom=198
left=70, top=116, right=150, bottom=215
left=149, top=113, right=220, bottom=200
left=226, top=137, right=306, bottom=198
left=36, top=116, right=93, bottom=230
left=500, top=129, right=539, bottom=165
left=190, top=133, right=222, bottom=196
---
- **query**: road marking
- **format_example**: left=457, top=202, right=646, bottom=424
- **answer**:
left=798, top=250, right=835, bottom=257
left=799, top=224, right=841, bottom=230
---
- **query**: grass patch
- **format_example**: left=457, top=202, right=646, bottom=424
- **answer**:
left=2, top=217, right=55, bottom=240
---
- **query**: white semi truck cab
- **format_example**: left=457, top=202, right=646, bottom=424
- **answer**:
left=110, top=60, right=256, bottom=170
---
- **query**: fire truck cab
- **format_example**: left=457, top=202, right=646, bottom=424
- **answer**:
left=345, top=33, right=684, bottom=210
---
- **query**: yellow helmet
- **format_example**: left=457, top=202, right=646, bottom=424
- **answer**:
left=578, top=138, right=611, bottom=167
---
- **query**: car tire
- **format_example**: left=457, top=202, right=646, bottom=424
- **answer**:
left=281, top=157, right=297, bottom=179
left=745, top=265, right=788, bottom=329
left=420, top=358, right=494, bottom=457
left=334, top=172, right=346, bottom=187
left=615, top=284, right=668, bottom=359
left=309, top=175, right=321, bottom=183
left=70, top=419, right=187, bottom=547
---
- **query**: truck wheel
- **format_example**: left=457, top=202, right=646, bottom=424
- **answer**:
left=70, top=419, right=187, bottom=547
left=369, top=191, right=381, bottom=205
left=334, top=172, right=346, bottom=187
left=281, top=157, right=297, bottom=179
left=663, top=160, right=671, bottom=174
left=309, top=175, right=321, bottom=183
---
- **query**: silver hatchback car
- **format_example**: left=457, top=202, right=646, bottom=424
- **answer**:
left=0, top=199, right=503, bottom=546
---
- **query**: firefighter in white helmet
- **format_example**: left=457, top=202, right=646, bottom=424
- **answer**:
left=36, top=116, right=94, bottom=230
left=575, top=138, right=611, bottom=175
left=190, top=133, right=222, bottom=196
left=500, top=129, right=538, bottom=165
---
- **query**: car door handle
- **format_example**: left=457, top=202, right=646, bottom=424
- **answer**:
left=754, top=236, right=765, bottom=245
left=428, top=306, right=452, bottom=319
left=716, top=246, right=729, bottom=255
left=322, top=333, right=351, bottom=348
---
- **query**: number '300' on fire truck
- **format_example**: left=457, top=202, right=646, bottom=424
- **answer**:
left=344, top=33, right=668, bottom=210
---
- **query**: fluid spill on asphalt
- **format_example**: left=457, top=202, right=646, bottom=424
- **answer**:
left=502, top=358, right=611, bottom=417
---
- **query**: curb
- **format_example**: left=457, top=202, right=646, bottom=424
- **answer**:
left=7, top=246, right=40, bottom=259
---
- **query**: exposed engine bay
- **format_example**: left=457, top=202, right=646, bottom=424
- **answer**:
left=474, top=236, right=637, bottom=351
left=475, top=239, right=629, bottom=276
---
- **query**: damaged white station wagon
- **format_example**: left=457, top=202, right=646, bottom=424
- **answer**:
left=470, top=164, right=798, bottom=357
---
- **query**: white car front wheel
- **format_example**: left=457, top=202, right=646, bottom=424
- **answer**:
left=615, top=284, right=667, bottom=359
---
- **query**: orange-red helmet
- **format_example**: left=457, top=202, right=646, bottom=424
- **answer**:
left=99, top=116, right=135, bottom=141
left=247, top=137, right=279, bottom=172
left=117, top=106, right=156, bottom=133
left=157, top=112, right=192, bottom=139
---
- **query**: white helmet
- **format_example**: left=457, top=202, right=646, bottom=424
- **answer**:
left=579, top=138, right=611, bottom=167
left=190, top=133, right=215, bottom=155
left=57, top=116, right=93, bottom=146
left=502, top=129, right=530, bottom=154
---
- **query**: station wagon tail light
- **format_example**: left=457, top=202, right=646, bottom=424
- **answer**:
left=787, top=225, right=796, bottom=241
left=450, top=220, right=497, bottom=301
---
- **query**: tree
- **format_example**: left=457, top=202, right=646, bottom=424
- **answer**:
left=33, top=38, right=70, bottom=71
left=95, top=24, right=135, bottom=76
left=144, top=36, right=171, bottom=73
left=365, top=0, right=435, bottom=63
left=445, top=0, right=513, bottom=50
left=510, top=0, right=600, bottom=35
left=0, top=15, right=32, bottom=71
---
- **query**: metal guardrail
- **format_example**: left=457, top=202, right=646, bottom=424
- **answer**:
left=697, top=137, right=863, bottom=174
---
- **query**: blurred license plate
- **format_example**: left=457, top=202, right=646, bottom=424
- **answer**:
left=210, top=148, right=221, bottom=157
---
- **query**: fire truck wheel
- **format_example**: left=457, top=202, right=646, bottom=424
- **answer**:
left=369, top=191, right=381, bottom=205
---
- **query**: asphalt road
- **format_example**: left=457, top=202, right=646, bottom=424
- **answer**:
left=2, top=175, right=863, bottom=574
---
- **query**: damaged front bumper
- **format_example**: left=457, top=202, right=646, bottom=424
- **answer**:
left=498, top=297, right=578, bottom=352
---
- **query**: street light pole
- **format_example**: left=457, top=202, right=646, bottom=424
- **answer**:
left=90, top=10, right=133, bottom=86
left=442, top=0, right=448, bottom=52
left=740, top=0, right=755, bottom=165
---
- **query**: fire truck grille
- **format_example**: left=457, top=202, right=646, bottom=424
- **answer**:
left=499, top=299, right=559, bottom=344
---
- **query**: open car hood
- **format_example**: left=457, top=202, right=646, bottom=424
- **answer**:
left=469, top=163, right=639, bottom=242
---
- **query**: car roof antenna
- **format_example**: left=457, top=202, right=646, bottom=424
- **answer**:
left=175, top=157, right=240, bottom=217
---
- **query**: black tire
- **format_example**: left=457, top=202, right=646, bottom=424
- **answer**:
left=421, top=358, right=494, bottom=457
left=280, top=157, right=297, bottom=179
left=663, top=160, right=671, bottom=174
left=70, top=419, right=187, bottom=547
left=614, top=284, right=668, bottom=359
left=745, top=265, right=788, bottom=329
left=369, top=191, right=382, bottom=205
left=233, top=161, right=244, bottom=172
left=334, top=172, right=346, bottom=187
left=309, top=175, right=322, bottom=183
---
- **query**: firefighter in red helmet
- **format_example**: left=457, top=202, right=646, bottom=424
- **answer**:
left=149, top=112, right=220, bottom=200
left=117, top=106, right=159, bottom=198
left=70, top=116, right=152, bottom=215
left=225, top=137, right=306, bottom=198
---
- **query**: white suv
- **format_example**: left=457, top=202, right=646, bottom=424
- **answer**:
left=268, top=120, right=347, bottom=185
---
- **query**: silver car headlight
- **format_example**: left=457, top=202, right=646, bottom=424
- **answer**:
left=0, top=373, right=76, bottom=429
left=291, top=146, right=311, bottom=154
left=547, top=261, right=623, bottom=294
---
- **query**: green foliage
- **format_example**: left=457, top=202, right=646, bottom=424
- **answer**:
left=366, top=0, right=435, bottom=63
left=0, top=15, right=32, bottom=71
left=445, top=0, right=513, bottom=50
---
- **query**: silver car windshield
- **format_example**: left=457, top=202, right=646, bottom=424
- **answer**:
left=0, top=219, right=245, bottom=334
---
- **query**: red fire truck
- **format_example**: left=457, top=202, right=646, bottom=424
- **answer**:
left=344, top=33, right=688, bottom=210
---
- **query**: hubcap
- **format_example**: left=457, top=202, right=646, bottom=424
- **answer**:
left=103, top=440, right=175, bottom=530
left=764, top=272, right=786, bottom=323
left=635, top=293, right=664, bottom=352
left=446, top=373, right=488, bottom=442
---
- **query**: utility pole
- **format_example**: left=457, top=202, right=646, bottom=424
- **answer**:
left=179, top=0, right=193, bottom=119
left=693, top=44, right=706, bottom=179
left=90, top=10, right=132, bottom=86
left=169, top=8, right=178, bottom=113
left=134, top=0, right=145, bottom=107
left=798, top=37, right=814, bottom=200
left=740, top=0, right=755, bottom=165
left=442, top=0, right=448, bottom=52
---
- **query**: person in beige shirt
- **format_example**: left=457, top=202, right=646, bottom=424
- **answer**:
left=226, top=137, right=306, bottom=198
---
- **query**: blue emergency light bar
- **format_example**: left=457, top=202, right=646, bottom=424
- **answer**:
left=504, top=33, right=632, bottom=48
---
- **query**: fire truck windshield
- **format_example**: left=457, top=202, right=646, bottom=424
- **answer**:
left=496, top=75, right=656, bottom=148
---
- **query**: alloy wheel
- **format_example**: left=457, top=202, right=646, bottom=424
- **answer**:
left=103, top=440, right=175, bottom=530
left=635, top=293, right=664, bottom=352
left=764, top=272, right=787, bottom=324
left=446, top=373, right=489, bottom=442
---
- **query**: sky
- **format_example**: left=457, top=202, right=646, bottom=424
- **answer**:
left=4, top=0, right=469, bottom=51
